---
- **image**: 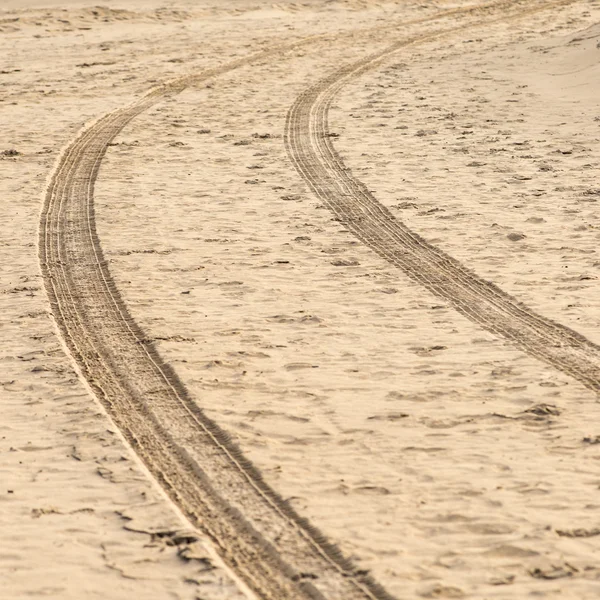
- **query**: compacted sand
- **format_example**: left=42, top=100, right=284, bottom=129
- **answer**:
left=2, top=1, right=600, bottom=599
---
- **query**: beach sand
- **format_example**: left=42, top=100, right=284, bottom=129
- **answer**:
left=1, top=1, right=600, bottom=598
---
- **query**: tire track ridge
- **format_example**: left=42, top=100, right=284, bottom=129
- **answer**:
left=285, top=0, right=600, bottom=394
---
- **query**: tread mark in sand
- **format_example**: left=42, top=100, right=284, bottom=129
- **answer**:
left=38, top=1, right=580, bottom=599
left=285, top=0, right=600, bottom=397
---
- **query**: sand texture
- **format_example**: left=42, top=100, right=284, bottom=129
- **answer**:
left=2, top=0, right=600, bottom=598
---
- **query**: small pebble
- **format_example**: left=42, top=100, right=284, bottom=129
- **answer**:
left=507, top=232, right=526, bottom=241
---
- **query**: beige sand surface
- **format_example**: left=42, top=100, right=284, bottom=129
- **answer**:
left=1, top=1, right=600, bottom=599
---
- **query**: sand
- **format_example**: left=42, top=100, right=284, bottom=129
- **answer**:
left=1, top=0, right=600, bottom=598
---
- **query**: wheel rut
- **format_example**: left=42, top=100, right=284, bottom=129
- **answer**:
left=285, top=0, right=600, bottom=397
left=38, top=2, right=583, bottom=600
left=40, top=45, right=394, bottom=600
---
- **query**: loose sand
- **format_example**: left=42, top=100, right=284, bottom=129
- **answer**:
left=1, top=1, right=600, bottom=599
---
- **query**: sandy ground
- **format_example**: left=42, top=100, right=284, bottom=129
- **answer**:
left=1, top=0, right=600, bottom=598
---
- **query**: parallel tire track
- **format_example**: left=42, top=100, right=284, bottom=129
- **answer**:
left=38, top=3, right=580, bottom=600
left=285, top=0, right=600, bottom=397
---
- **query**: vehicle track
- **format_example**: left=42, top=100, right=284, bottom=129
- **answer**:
left=38, top=2, right=578, bottom=600
left=285, top=0, right=600, bottom=397
left=41, top=85, right=387, bottom=600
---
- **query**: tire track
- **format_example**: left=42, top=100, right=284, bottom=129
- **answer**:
left=41, top=99, right=388, bottom=600
left=39, top=3, right=570, bottom=600
left=285, top=0, right=600, bottom=396
left=40, top=42, right=398, bottom=600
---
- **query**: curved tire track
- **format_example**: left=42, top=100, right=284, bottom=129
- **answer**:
left=37, top=18, right=431, bottom=600
left=40, top=55, right=395, bottom=600
left=285, top=0, right=600, bottom=397
left=38, top=3, right=577, bottom=600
